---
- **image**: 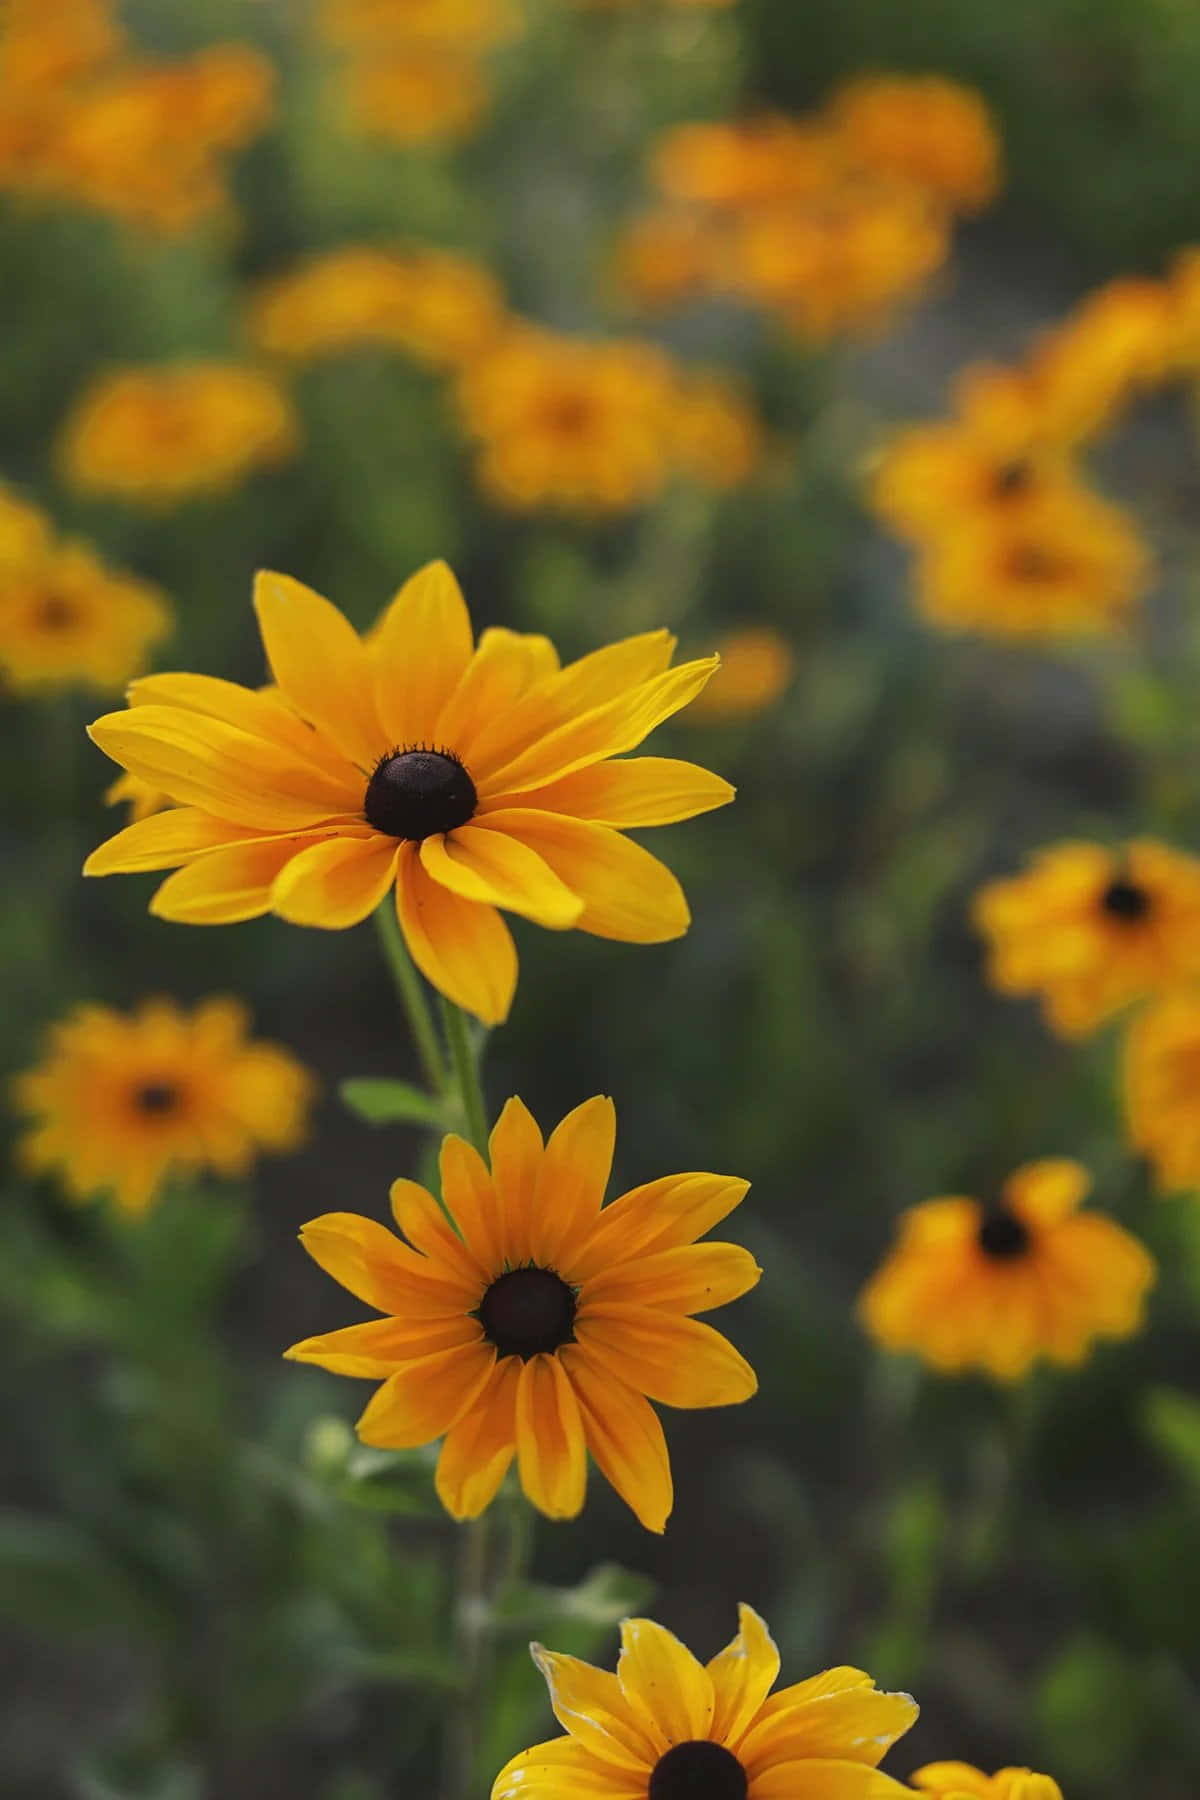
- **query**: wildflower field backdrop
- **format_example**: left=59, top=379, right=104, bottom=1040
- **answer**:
left=3, top=3, right=1200, bottom=1798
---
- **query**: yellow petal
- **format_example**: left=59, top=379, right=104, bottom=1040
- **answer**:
left=515, top=757, right=735, bottom=827
left=560, top=1342, right=673, bottom=1534
left=706, top=1603, right=780, bottom=1750
left=528, top=1645, right=655, bottom=1771
left=530, top=1095, right=616, bottom=1268
left=297, top=1211, right=468, bottom=1314
left=437, top=626, right=560, bottom=759
left=284, top=1312, right=479, bottom=1376
left=420, top=825, right=583, bottom=928
left=395, top=842, right=517, bottom=1025
left=89, top=704, right=359, bottom=830
left=571, top=1174, right=751, bottom=1282
left=150, top=839, right=319, bottom=924
left=436, top=1355, right=521, bottom=1519
left=491, top=1735, right=645, bottom=1799
left=481, top=812, right=688, bottom=942
left=254, top=569, right=384, bottom=769
left=439, top=1134, right=505, bottom=1273
left=515, top=1352, right=587, bottom=1519
left=908, top=1763, right=993, bottom=1797
left=750, top=1761, right=914, bottom=1799
left=84, top=808, right=261, bottom=875
left=127, top=671, right=360, bottom=782
left=372, top=560, right=475, bottom=748
left=389, top=1175, right=489, bottom=1288
left=617, top=1617, right=715, bottom=1749
left=489, top=1094, right=544, bottom=1266
left=578, top=1307, right=756, bottom=1408
left=355, top=1340, right=496, bottom=1448
left=739, top=1684, right=919, bottom=1774
left=585, top=1242, right=761, bottom=1315
left=271, top=835, right=398, bottom=928
left=1004, top=1158, right=1090, bottom=1227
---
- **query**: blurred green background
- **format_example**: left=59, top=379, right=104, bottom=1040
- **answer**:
left=4, top=2, right=1200, bottom=1797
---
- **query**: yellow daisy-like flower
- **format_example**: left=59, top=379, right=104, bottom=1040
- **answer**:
left=685, top=628, right=792, bottom=723
left=972, top=840, right=1200, bottom=1037
left=335, top=51, right=489, bottom=146
left=492, top=1602, right=917, bottom=1799
left=910, top=1762, right=1064, bottom=1800
left=286, top=1096, right=759, bottom=1528
left=828, top=73, right=1002, bottom=216
left=866, top=422, right=1081, bottom=546
left=858, top=1160, right=1155, bottom=1381
left=0, top=539, right=170, bottom=696
left=1029, top=277, right=1175, bottom=447
left=14, top=997, right=315, bottom=1217
left=0, top=482, right=52, bottom=565
left=316, top=0, right=523, bottom=52
left=1122, top=990, right=1200, bottom=1194
left=84, top=562, right=731, bottom=1025
left=58, top=362, right=299, bottom=507
left=669, top=373, right=764, bottom=491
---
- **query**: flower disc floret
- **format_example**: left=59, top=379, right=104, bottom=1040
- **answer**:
left=976, top=1205, right=1029, bottom=1260
left=363, top=747, right=478, bottom=840
left=649, top=1740, right=747, bottom=1800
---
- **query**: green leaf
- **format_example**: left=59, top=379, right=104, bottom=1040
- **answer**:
left=1144, top=1387, right=1200, bottom=1490
left=495, top=1562, right=656, bottom=1630
left=339, top=1078, right=446, bottom=1128
left=0, top=1512, right=162, bottom=1643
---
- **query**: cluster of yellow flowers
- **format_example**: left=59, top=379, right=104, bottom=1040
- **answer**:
left=314, top=0, right=525, bottom=148
left=0, top=0, right=274, bottom=234
left=869, top=252, right=1200, bottom=639
left=619, top=74, right=1000, bottom=339
left=0, top=480, right=170, bottom=694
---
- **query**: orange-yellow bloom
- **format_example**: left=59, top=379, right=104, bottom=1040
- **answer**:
left=0, top=539, right=170, bottom=694
left=493, top=1602, right=917, bottom=1799
left=14, top=997, right=315, bottom=1216
left=859, top=1161, right=1155, bottom=1380
left=685, top=628, right=792, bottom=722
left=315, top=0, right=523, bottom=51
left=910, top=1762, right=1064, bottom=1800
left=1122, top=991, right=1200, bottom=1194
left=287, top=1096, right=759, bottom=1528
left=84, top=562, right=732, bottom=1025
left=58, top=362, right=299, bottom=506
left=335, top=52, right=488, bottom=145
left=828, top=73, right=1002, bottom=215
left=866, top=422, right=1081, bottom=545
left=972, top=840, right=1200, bottom=1037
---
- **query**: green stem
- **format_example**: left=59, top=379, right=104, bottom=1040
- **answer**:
left=440, top=997, right=489, bottom=1155
left=447, top=1514, right=491, bottom=1800
left=374, top=902, right=445, bottom=1095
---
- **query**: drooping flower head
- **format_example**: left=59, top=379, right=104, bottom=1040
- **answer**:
left=972, top=840, right=1200, bottom=1037
left=492, top=1603, right=917, bottom=1799
left=1122, top=990, right=1200, bottom=1194
left=14, top=997, right=315, bottom=1216
left=85, top=562, right=731, bottom=1024
left=910, top=1762, right=1064, bottom=1800
left=286, top=1096, right=759, bottom=1529
left=858, top=1160, right=1155, bottom=1381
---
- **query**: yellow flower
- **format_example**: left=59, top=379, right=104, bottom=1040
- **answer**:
left=972, top=840, right=1200, bottom=1037
left=14, top=997, right=315, bottom=1217
left=650, top=117, right=842, bottom=211
left=0, top=0, right=120, bottom=94
left=859, top=1161, right=1155, bottom=1381
left=684, top=628, right=792, bottom=722
left=0, top=482, right=52, bottom=566
left=248, top=244, right=505, bottom=368
left=335, top=51, right=489, bottom=145
left=0, top=539, right=170, bottom=695
left=669, top=372, right=763, bottom=490
left=867, top=421, right=1082, bottom=545
left=493, top=1602, right=917, bottom=1798
left=84, top=561, right=732, bottom=1025
left=616, top=210, right=721, bottom=311
left=910, top=1762, right=1064, bottom=1800
left=58, top=362, right=299, bottom=506
left=316, top=0, right=523, bottom=51
left=912, top=486, right=1149, bottom=639
left=828, top=74, right=1002, bottom=215
left=287, top=1096, right=759, bottom=1528
left=456, top=326, right=681, bottom=513
left=1028, top=277, right=1176, bottom=445
left=1122, top=990, right=1200, bottom=1194
left=104, top=770, right=171, bottom=823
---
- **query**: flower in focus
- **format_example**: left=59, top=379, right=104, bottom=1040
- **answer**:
left=685, top=627, right=792, bottom=722
left=14, top=997, right=315, bottom=1216
left=492, top=1602, right=917, bottom=1799
left=1122, top=991, right=1200, bottom=1194
left=287, top=1096, right=759, bottom=1528
left=248, top=244, right=505, bottom=368
left=829, top=73, right=1002, bottom=214
left=911, top=486, right=1150, bottom=639
left=910, top=1762, right=1064, bottom=1800
left=58, top=362, right=299, bottom=506
left=972, top=840, right=1200, bottom=1037
left=84, top=562, right=732, bottom=1024
left=858, top=1160, right=1155, bottom=1380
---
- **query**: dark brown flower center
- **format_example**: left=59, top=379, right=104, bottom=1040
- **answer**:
left=1100, top=877, right=1150, bottom=922
left=477, top=1267, right=577, bottom=1359
left=35, top=594, right=78, bottom=632
left=135, top=1081, right=179, bottom=1115
left=977, top=1204, right=1030, bottom=1260
left=363, top=747, right=476, bottom=841
left=992, top=458, right=1033, bottom=498
left=648, top=1741, right=748, bottom=1800
left=1004, top=543, right=1066, bottom=584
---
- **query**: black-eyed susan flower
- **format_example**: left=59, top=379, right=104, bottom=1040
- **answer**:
left=972, top=840, right=1200, bottom=1037
left=1123, top=990, right=1200, bottom=1194
left=910, top=1762, right=1064, bottom=1800
left=866, top=420, right=1081, bottom=546
left=858, top=1160, right=1155, bottom=1381
left=0, top=537, right=170, bottom=696
left=492, top=1602, right=917, bottom=1799
left=14, top=997, right=315, bottom=1216
left=286, top=1096, right=758, bottom=1528
left=85, top=563, right=730, bottom=1024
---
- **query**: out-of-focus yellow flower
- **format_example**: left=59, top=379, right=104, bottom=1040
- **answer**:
left=912, top=486, right=1149, bottom=639
left=14, top=997, right=315, bottom=1217
left=1123, top=991, right=1200, bottom=1195
left=248, top=244, right=506, bottom=367
left=457, top=325, right=681, bottom=513
left=828, top=73, right=1002, bottom=215
left=684, top=627, right=791, bottom=722
left=911, top=1762, right=1065, bottom=1800
left=0, top=540, right=170, bottom=695
left=949, top=358, right=1086, bottom=457
left=668, top=371, right=763, bottom=491
left=616, top=210, right=721, bottom=311
left=0, top=483, right=52, bottom=566
left=104, top=770, right=172, bottom=823
left=650, top=117, right=842, bottom=211
left=0, top=0, right=119, bottom=94
left=972, top=840, right=1200, bottom=1038
left=335, top=51, right=488, bottom=145
left=316, top=0, right=523, bottom=51
left=859, top=1160, right=1155, bottom=1381
left=1028, top=277, right=1176, bottom=445
left=867, top=422, right=1080, bottom=544
left=58, top=362, right=299, bottom=506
